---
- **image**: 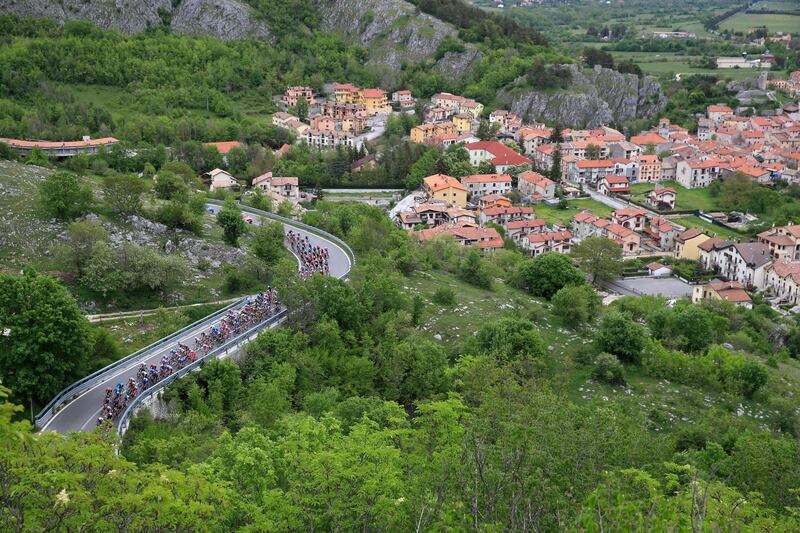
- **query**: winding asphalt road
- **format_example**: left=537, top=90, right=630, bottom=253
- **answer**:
left=39, top=209, right=351, bottom=434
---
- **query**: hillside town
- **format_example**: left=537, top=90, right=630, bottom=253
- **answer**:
left=384, top=77, right=800, bottom=311
left=3, top=75, right=799, bottom=312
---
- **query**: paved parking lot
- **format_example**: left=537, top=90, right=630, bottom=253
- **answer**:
left=605, top=276, right=694, bottom=299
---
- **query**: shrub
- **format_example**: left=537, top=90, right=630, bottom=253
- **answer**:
left=595, top=311, right=647, bottom=364
left=223, top=265, right=251, bottom=293
left=592, top=353, right=626, bottom=385
left=552, top=285, right=601, bottom=327
left=432, top=287, right=456, bottom=306
left=474, top=317, right=546, bottom=361
left=512, top=253, right=584, bottom=299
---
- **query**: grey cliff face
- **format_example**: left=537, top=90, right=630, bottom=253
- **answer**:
left=0, top=0, right=270, bottom=41
left=170, top=0, right=270, bottom=40
left=312, top=0, right=481, bottom=81
left=0, top=0, right=172, bottom=33
left=504, top=65, right=667, bottom=128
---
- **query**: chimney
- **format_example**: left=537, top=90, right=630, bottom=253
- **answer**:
left=82, top=135, right=90, bottom=142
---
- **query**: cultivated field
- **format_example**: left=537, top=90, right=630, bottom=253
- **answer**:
left=720, top=13, right=800, bottom=33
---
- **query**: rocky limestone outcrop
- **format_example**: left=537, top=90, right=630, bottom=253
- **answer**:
left=171, top=0, right=270, bottom=41
left=0, top=0, right=270, bottom=41
left=502, top=65, right=667, bottom=129
left=0, top=0, right=170, bottom=33
left=312, top=0, right=481, bottom=82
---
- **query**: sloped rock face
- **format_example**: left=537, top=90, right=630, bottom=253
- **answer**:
left=171, top=0, right=270, bottom=40
left=0, top=0, right=269, bottom=41
left=0, top=0, right=171, bottom=33
left=312, top=0, right=481, bottom=81
left=503, top=65, right=667, bottom=128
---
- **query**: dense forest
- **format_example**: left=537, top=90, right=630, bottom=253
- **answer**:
left=3, top=201, right=800, bottom=530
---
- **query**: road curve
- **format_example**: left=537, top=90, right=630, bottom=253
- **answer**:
left=38, top=206, right=352, bottom=434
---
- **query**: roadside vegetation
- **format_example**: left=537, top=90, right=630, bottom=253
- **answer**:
left=4, top=201, right=797, bottom=530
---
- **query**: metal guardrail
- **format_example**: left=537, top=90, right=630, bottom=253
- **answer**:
left=116, top=206, right=356, bottom=436
left=116, top=308, right=288, bottom=436
left=206, top=200, right=357, bottom=277
left=37, top=203, right=356, bottom=431
left=35, top=298, right=243, bottom=428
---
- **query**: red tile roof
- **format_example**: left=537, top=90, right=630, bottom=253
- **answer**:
left=1, top=137, right=119, bottom=149
left=603, top=175, right=629, bottom=185
left=462, top=174, right=512, bottom=184
left=630, top=132, right=668, bottom=146
left=204, top=141, right=242, bottom=154
left=465, top=141, right=532, bottom=166
left=506, top=218, right=547, bottom=230
left=424, top=174, right=467, bottom=192
left=577, top=159, right=613, bottom=169
left=362, top=88, right=387, bottom=98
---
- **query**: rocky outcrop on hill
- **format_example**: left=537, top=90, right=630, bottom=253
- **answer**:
left=171, top=0, right=270, bottom=40
left=502, top=65, right=667, bottom=128
left=2, top=0, right=477, bottom=80
left=0, top=0, right=270, bottom=41
left=312, top=0, right=481, bottom=83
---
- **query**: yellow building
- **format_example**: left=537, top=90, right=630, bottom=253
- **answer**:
left=453, top=113, right=473, bottom=133
left=459, top=100, right=484, bottom=120
left=333, top=83, right=360, bottom=104
left=362, top=88, right=390, bottom=115
left=675, top=228, right=711, bottom=260
left=410, top=124, right=431, bottom=144
left=411, top=122, right=455, bottom=144
left=423, top=173, right=468, bottom=207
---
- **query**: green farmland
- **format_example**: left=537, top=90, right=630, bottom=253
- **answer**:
left=720, top=13, right=800, bottom=34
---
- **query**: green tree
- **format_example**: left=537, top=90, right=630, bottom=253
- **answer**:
left=458, top=249, right=492, bottom=289
left=512, top=252, right=584, bottom=299
left=432, top=287, right=456, bottom=306
left=592, top=353, right=626, bottom=384
left=571, top=236, right=623, bottom=283
left=154, top=170, right=189, bottom=200
left=552, top=284, right=601, bottom=327
left=648, top=303, right=715, bottom=353
left=24, top=147, right=52, bottom=167
left=277, top=200, right=294, bottom=217
left=161, top=160, right=197, bottom=184
left=0, top=270, right=92, bottom=404
left=38, top=171, right=94, bottom=220
left=251, top=221, right=285, bottom=263
left=0, top=141, right=14, bottom=161
left=405, top=148, right=438, bottom=190
left=550, top=145, right=562, bottom=182
left=216, top=200, right=247, bottom=246
left=102, top=174, right=147, bottom=215
left=411, top=294, right=425, bottom=326
left=226, top=146, right=249, bottom=176
left=81, top=241, right=121, bottom=296
left=726, top=432, right=800, bottom=511
left=65, top=220, right=108, bottom=273
left=595, top=311, right=646, bottom=363
left=248, top=189, right=273, bottom=212
left=474, top=317, right=546, bottom=361
left=291, top=96, right=309, bottom=122
left=66, top=153, right=89, bottom=173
